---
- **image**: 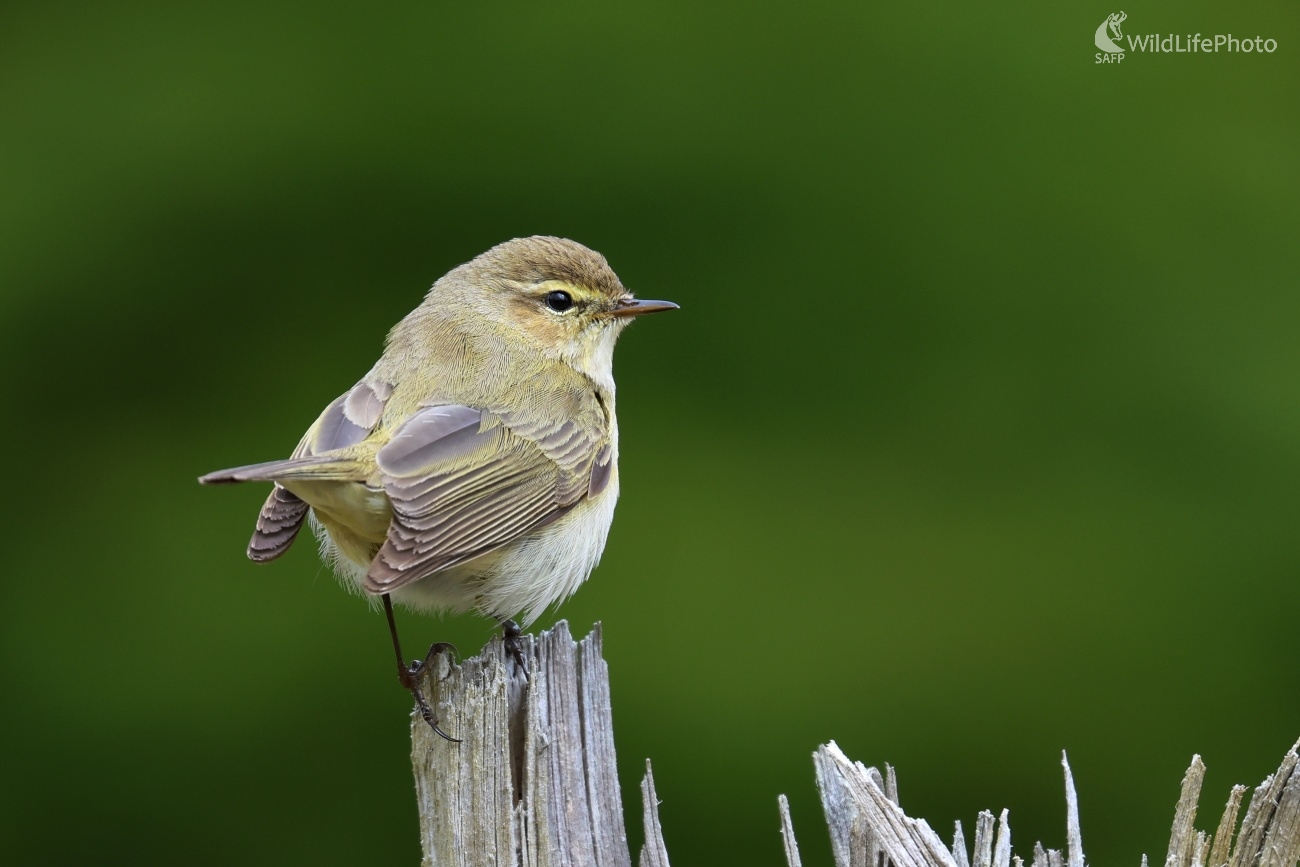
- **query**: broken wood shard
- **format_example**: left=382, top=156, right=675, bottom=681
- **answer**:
left=779, top=794, right=804, bottom=867
left=814, top=741, right=959, bottom=867
left=783, top=740, right=1300, bottom=867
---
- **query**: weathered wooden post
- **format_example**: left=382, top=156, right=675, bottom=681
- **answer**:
left=409, top=620, right=1300, bottom=867
left=409, top=621, right=671, bottom=867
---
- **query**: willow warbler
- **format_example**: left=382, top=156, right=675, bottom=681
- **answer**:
left=200, top=236, right=676, bottom=736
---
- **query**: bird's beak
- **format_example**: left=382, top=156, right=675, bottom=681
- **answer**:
left=606, top=299, right=680, bottom=319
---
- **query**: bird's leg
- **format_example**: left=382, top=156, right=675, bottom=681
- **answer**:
left=501, top=618, right=530, bottom=680
left=383, top=594, right=459, bottom=742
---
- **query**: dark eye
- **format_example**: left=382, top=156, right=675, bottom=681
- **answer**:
left=545, top=290, right=574, bottom=312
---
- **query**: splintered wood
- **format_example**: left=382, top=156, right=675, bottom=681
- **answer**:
left=409, top=621, right=670, bottom=867
left=783, top=740, right=1300, bottom=867
left=409, top=623, right=1298, bottom=866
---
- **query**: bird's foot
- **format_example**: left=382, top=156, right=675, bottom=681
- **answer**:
left=501, top=619, right=530, bottom=680
left=409, top=641, right=458, bottom=680
left=398, top=643, right=459, bottom=742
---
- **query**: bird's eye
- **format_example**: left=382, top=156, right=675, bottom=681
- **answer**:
left=544, top=290, right=574, bottom=312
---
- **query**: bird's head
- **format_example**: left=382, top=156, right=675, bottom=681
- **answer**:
left=433, top=236, right=677, bottom=382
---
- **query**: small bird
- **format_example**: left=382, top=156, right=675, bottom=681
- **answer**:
left=200, top=236, right=676, bottom=737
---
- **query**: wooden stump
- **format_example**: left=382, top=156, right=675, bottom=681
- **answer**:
left=409, top=621, right=671, bottom=867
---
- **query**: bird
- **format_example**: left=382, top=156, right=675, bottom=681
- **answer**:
left=200, top=236, right=677, bottom=737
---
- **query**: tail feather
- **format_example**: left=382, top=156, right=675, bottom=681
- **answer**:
left=248, top=484, right=310, bottom=562
left=198, top=455, right=361, bottom=485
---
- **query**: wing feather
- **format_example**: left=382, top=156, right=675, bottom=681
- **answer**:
left=362, top=403, right=604, bottom=594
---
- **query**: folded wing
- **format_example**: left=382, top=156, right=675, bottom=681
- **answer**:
left=364, top=404, right=603, bottom=594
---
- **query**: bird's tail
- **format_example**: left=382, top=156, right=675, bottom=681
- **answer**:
left=198, top=456, right=362, bottom=485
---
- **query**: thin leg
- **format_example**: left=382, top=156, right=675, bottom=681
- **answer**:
left=384, top=594, right=459, bottom=742
left=501, top=618, right=530, bottom=680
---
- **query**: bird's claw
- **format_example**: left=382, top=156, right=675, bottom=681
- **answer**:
left=408, top=642, right=458, bottom=680
left=417, top=702, right=460, bottom=743
left=502, top=619, right=530, bottom=680
left=399, top=644, right=460, bottom=742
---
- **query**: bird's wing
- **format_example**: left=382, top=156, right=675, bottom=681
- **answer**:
left=363, top=404, right=608, bottom=594
left=238, top=378, right=394, bottom=560
left=303, top=378, right=393, bottom=456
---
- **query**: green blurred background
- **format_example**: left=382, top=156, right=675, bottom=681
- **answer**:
left=2, top=1, right=1297, bottom=864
